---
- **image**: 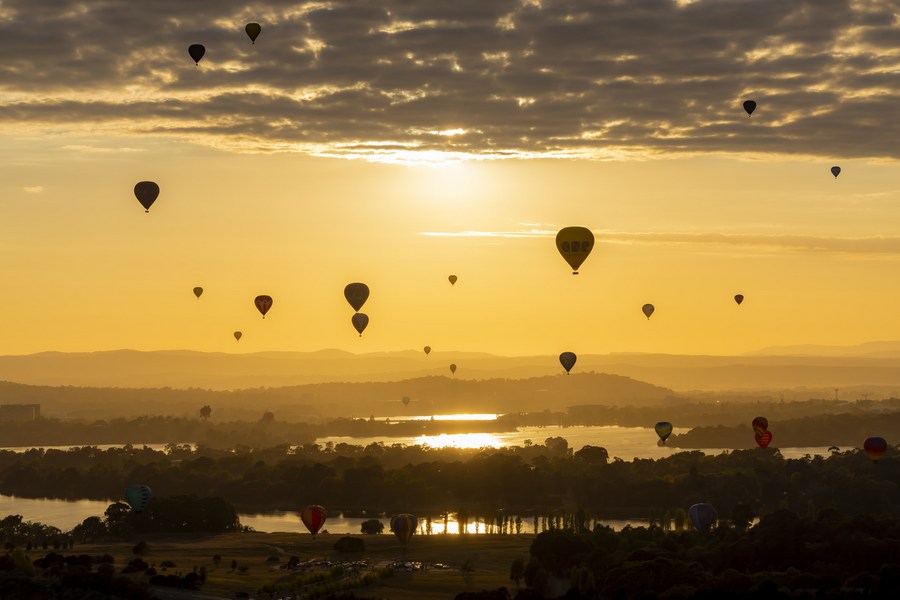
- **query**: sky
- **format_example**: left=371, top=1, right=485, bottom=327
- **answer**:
left=2, top=0, right=900, bottom=357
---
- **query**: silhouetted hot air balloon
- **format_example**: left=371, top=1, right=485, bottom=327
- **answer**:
left=193, top=287, right=203, bottom=299
left=559, top=352, right=577, bottom=374
left=734, top=294, right=744, bottom=306
left=344, top=283, right=369, bottom=312
left=424, top=346, right=431, bottom=355
left=449, top=363, right=457, bottom=374
left=655, top=422, right=673, bottom=444
left=245, top=23, right=261, bottom=44
left=254, top=295, right=273, bottom=318
left=402, top=396, right=410, bottom=407
left=831, top=166, right=841, bottom=178
left=752, top=416, right=768, bottom=436
left=743, top=100, right=756, bottom=116
left=755, top=431, right=773, bottom=448
left=448, top=275, right=458, bottom=286
left=642, top=304, right=655, bottom=319
left=301, top=505, right=327, bottom=538
left=233, top=331, right=242, bottom=341
left=188, top=44, right=205, bottom=65
left=689, top=503, right=717, bottom=532
left=556, top=227, right=594, bottom=274
left=133, top=181, right=159, bottom=212
left=125, top=484, right=152, bottom=513
left=863, top=436, right=887, bottom=462
left=352, top=312, right=369, bottom=336
left=390, top=514, right=417, bottom=545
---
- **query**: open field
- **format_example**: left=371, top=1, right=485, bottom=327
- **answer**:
left=77, top=531, right=535, bottom=599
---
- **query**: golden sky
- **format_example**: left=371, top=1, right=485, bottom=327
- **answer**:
left=2, top=0, right=900, bottom=357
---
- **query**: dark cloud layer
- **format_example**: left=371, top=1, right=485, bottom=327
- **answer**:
left=2, top=0, right=898, bottom=161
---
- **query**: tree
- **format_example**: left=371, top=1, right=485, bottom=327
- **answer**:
left=260, top=411, right=274, bottom=424
left=510, top=558, right=525, bottom=587
left=200, top=405, right=212, bottom=420
left=360, top=519, right=384, bottom=535
left=333, top=536, right=365, bottom=553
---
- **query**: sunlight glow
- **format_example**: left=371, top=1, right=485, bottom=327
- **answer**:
left=414, top=433, right=503, bottom=449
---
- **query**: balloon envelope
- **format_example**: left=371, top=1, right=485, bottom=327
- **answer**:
left=752, top=416, right=768, bottom=436
left=642, top=304, right=655, bottom=319
left=448, top=275, right=458, bottom=285
left=233, top=331, right=242, bottom=341
left=689, top=503, right=717, bottom=532
left=556, top=227, right=595, bottom=274
left=133, top=181, right=159, bottom=212
left=831, top=166, right=841, bottom=178
left=301, top=505, right=327, bottom=536
left=188, top=44, right=205, bottom=64
left=390, top=514, right=417, bottom=545
left=344, top=283, right=369, bottom=312
left=352, top=312, right=369, bottom=336
left=743, top=100, right=756, bottom=116
left=863, top=436, right=887, bottom=462
left=193, top=287, right=203, bottom=299
left=402, top=396, right=410, bottom=406
left=449, top=363, right=457, bottom=374
left=755, top=431, right=773, bottom=448
left=423, top=346, right=431, bottom=355
left=254, top=295, right=273, bottom=318
left=245, top=22, right=261, bottom=43
left=559, top=352, right=577, bottom=374
left=734, top=294, right=744, bottom=306
left=655, top=421, right=673, bottom=443
left=125, top=484, right=152, bottom=513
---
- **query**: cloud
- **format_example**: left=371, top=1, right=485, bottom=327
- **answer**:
left=2, top=0, right=899, bottom=162
left=23, top=186, right=44, bottom=193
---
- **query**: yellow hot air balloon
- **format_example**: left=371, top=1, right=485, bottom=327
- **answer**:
left=556, top=227, right=594, bottom=274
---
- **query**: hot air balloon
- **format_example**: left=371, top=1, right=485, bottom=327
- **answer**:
left=449, top=363, right=457, bottom=374
left=344, top=283, right=369, bottom=312
left=254, top=295, right=273, bottom=318
left=133, top=181, right=159, bottom=212
left=743, top=100, right=756, bottom=116
left=642, top=304, right=655, bottom=319
left=301, top=505, right=327, bottom=537
left=188, top=44, right=205, bottom=65
left=402, top=396, right=410, bottom=407
left=556, top=227, right=594, bottom=274
left=352, top=313, right=369, bottom=336
left=233, top=331, right=242, bottom=341
left=831, top=166, right=841, bottom=178
left=863, top=436, right=887, bottom=462
left=193, top=287, right=203, bottom=299
left=751, top=416, right=768, bottom=436
left=688, top=503, right=717, bottom=532
left=755, top=431, right=773, bottom=448
left=559, top=352, right=577, bottom=374
left=734, top=294, right=744, bottom=306
left=390, top=514, right=417, bottom=545
left=655, top=422, right=673, bottom=444
left=125, top=484, right=152, bottom=513
left=448, top=275, right=458, bottom=286
left=245, top=22, right=261, bottom=44
left=424, top=346, right=431, bottom=355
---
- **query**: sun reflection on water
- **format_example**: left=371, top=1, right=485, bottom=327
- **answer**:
left=413, top=432, right=503, bottom=449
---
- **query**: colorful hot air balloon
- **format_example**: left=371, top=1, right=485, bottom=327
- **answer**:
left=245, top=22, right=261, bottom=44
left=752, top=416, right=768, bottom=436
left=734, top=294, right=744, bottom=306
left=559, top=352, right=577, bottom=374
left=755, top=431, right=773, bottom=448
left=423, top=346, right=431, bottom=355
left=448, top=275, right=458, bottom=286
left=254, top=295, right=273, bottom=318
left=390, top=514, right=417, bottom=545
left=688, top=503, right=717, bottom=532
left=402, top=396, right=410, bottom=407
left=188, top=44, right=205, bottom=65
left=193, top=287, right=203, bottom=299
left=233, top=331, right=242, bottom=341
left=556, top=227, right=594, bottom=274
left=642, top=304, right=655, bottom=319
left=655, top=422, right=673, bottom=444
left=133, top=181, right=159, bottom=212
left=301, top=505, right=327, bottom=537
left=831, top=166, right=841, bottom=178
left=743, top=100, right=756, bottom=116
left=863, top=436, right=887, bottom=462
left=449, top=363, right=457, bottom=374
left=352, top=312, right=369, bottom=336
left=125, top=484, right=152, bottom=513
left=344, top=283, right=369, bottom=312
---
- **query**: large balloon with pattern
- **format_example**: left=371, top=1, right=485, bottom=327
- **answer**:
left=301, top=505, right=327, bottom=537
left=831, top=166, right=841, bottom=178
left=689, top=503, right=717, bottom=532
left=755, top=431, right=773, bottom=448
left=863, top=436, right=887, bottom=462
left=743, top=100, right=756, bottom=116
left=188, top=44, right=205, bottom=65
left=556, top=227, right=595, bottom=274
left=642, top=304, right=655, bottom=319
left=125, top=484, right=152, bottom=513
left=752, top=416, right=768, bottom=436
left=193, top=287, right=203, bottom=299
left=390, top=514, right=418, bottom=545
left=254, top=295, right=273, bottom=318
left=559, top=351, right=577, bottom=374
left=734, top=294, right=744, bottom=306
left=133, top=181, right=159, bottom=212
left=245, top=22, right=261, bottom=44
left=344, top=283, right=369, bottom=312
left=655, top=421, right=673, bottom=444
left=351, top=312, right=369, bottom=336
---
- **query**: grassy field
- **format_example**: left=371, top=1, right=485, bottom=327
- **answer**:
left=76, top=531, right=535, bottom=599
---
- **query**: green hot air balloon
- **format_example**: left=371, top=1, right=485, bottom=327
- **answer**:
left=344, top=283, right=369, bottom=312
left=125, top=484, right=152, bottom=513
left=556, top=227, right=594, bottom=274
left=655, top=421, right=673, bottom=444
left=245, top=22, right=262, bottom=44
left=559, top=351, right=577, bottom=374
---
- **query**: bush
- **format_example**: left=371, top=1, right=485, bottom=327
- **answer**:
left=333, top=536, right=365, bottom=553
